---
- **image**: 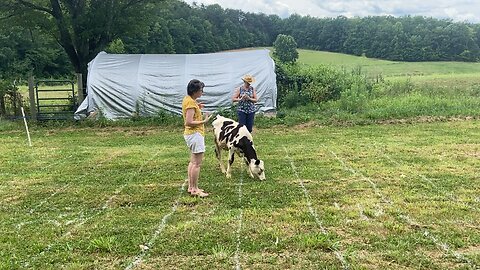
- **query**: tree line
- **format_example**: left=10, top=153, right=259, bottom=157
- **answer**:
left=1, top=0, right=480, bottom=81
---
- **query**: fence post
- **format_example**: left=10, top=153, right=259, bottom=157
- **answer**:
left=28, top=76, right=37, bottom=121
left=76, top=73, right=84, bottom=105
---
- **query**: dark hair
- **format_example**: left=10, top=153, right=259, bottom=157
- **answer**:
left=187, top=79, right=205, bottom=96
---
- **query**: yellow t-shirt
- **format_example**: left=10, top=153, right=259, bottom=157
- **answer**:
left=182, top=95, right=205, bottom=136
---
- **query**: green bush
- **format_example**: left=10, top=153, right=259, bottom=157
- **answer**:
left=302, top=65, right=347, bottom=103
left=215, top=104, right=237, bottom=119
left=276, top=63, right=374, bottom=110
left=281, top=84, right=309, bottom=108
left=275, top=62, right=304, bottom=106
left=338, top=77, right=370, bottom=113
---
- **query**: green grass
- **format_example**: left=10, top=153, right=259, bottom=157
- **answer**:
left=297, top=49, right=480, bottom=78
left=267, top=48, right=480, bottom=122
left=1, top=121, right=479, bottom=269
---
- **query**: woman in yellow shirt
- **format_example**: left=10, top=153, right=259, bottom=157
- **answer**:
left=182, top=79, right=211, bottom=197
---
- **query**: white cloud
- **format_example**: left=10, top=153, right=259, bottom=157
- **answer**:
left=184, top=0, right=480, bottom=23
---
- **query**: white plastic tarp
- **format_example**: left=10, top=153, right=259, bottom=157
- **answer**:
left=75, top=49, right=277, bottom=120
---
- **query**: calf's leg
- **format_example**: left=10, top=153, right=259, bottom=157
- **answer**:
left=226, top=148, right=235, bottom=178
left=214, top=139, right=226, bottom=173
left=245, top=158, right=254, bottom=178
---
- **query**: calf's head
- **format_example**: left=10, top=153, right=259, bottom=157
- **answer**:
left=249, top=159, right=265, bottom=180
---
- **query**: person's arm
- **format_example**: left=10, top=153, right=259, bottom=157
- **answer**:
left=247, top=88, right=258, bottom=103
left=185, top=108, right=211, bottom=127
left=232, top=88, right=242, bottom=102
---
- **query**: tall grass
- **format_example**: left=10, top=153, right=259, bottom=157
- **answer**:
left=270, top=48, right=480, bottom=126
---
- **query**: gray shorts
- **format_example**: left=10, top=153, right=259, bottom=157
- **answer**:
left=184, top=132, right=205, bottom=154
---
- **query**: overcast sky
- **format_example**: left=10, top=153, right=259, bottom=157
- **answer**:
left=183, top=0, right=480, bottom=23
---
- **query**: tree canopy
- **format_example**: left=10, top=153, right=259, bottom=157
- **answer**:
left=1, top=1, right=480, bottom=81
left=0, top=0, right=156, bottom=80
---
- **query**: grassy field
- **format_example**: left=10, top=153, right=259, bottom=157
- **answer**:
left=2, top=48, right=480, bottom=269
left=297, top=49, right=480, bottom=78
left=1, top=120, right=479, bottom=269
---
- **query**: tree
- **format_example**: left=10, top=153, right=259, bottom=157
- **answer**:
left=273, top=34, right=298, bottom=63
left=105, top=39, right=126, bottom=54
left=0, top=0, right=157, bottom=83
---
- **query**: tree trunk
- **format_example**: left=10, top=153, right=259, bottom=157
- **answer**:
left=0, top=94, right=5, bottom=116
left=80, top=62, right=88, bottom=97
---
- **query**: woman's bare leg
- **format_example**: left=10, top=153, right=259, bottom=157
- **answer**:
left=188, top=152, right=207, bottom=196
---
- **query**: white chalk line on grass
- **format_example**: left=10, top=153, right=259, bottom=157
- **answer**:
left=376, top=145, right=478, bottom=265
left=101, top=151, right=159, bottom=209
left=323, top=145, right=476, bottom=268
left=28, top=155, right=113, bottom=214
left=18, top=153, right=120, bottom=231
left=66, top=151, right=162, bottom=237
left=126, top=194, right=218, bottom=270
left=324, top=146, right=392, bottom=205
left=357, top=204, right=369, bottom=221
left=23, top=151, right=161, bottom=268
left=233, top=172, right=244, bottom=270
left=377, top=146, right=478, bottom=211
left=39, top=154, right=75, bottom=171
left=16, top=213, right=86, bottom=230
left=7, top=153, right=77, bottom=229
left=283, top=146, right=349, bottom=270
left=28, top=183, right=71, bottom=214
left=0, top=154, right=74, bottom=195
left=124, top=179, right=187, bottom=270
left=379, top=150, right=436, bottom=188
left=399, top=214, right=473, bottom=265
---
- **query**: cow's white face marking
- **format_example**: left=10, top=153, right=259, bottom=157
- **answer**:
left=249, top=159, right=265, bottom=180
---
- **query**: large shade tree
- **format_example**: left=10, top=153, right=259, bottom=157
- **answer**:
left=0, top=0, right=157, bottom=82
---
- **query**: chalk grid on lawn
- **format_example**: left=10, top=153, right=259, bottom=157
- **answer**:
left=26, top=153, right=118, bottom=216
left=124, top=179, right=187, bottom=270
left=375, top=144, right=478, bottom=265
left=283, top=146, right=350, bottom=270
left=322, top=144, right=476, bottom=268
left=0, top=153, right=74, bottom=195
left=22, top=151, right=161, bottom=267
left=13, top=154, right=91, bottom=229
left=233, top=172, right=244, bottom=270
left=18, top=155, right=123, bottom=230
left=375, top=144, right=479, bottom=213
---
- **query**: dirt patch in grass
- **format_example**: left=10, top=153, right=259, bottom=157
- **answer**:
left=457, top=245, right=480, bottom=255
left=293, top=121, right=321, bottom=129
left=1, top=195, right=21, bottom=204
left=377, top=115, right=478, bottom=125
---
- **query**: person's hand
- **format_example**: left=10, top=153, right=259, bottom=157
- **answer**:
left=241, top=94, right=249, bottom=101
left=203, top=113, right=211, bottom=123
left=198, top=102, right=205, bottom=109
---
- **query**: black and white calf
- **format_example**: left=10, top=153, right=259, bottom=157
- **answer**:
left=212, top=115, right=265, bottom=180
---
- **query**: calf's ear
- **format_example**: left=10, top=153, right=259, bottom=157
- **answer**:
left=255, top=159, right=260, bottom=165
